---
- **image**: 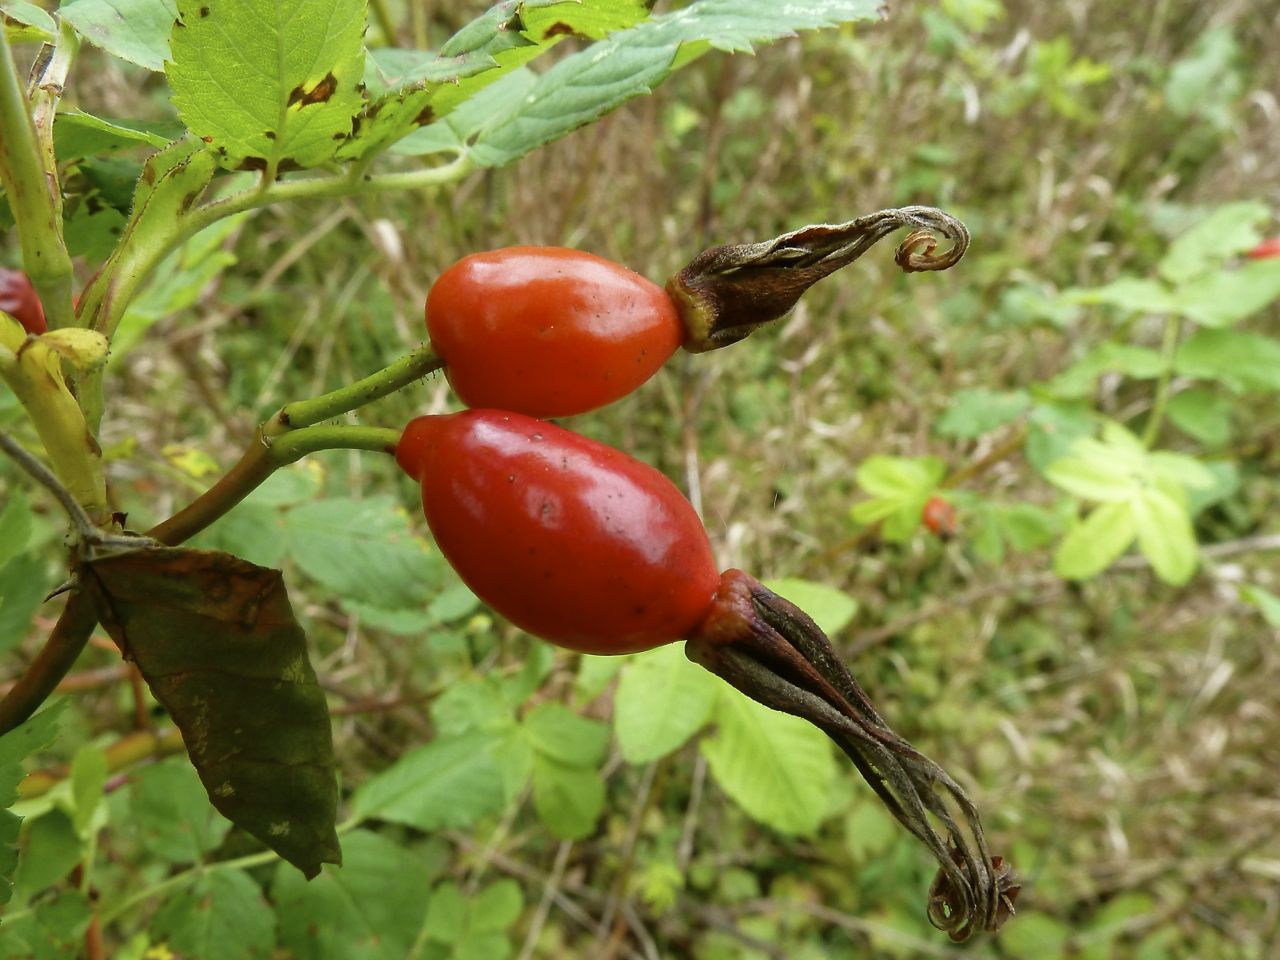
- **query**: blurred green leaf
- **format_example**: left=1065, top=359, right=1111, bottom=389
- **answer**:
left=935, top=388, right=1030, bottom=438
left=1054, top=501, right=1136, bottom=580
left=273, top=830, right=435, bottom=960
left=522, top=703, right=609, bottom=768
left=1240, top=585, right=1280, bottom=627
left=1131, top=484, right=1197, bottom=585
left=1175, top=329, right=1280, bottom=392
left=1175, top=259, right=1280, bottom=328
left=700, top=689, right=834, bottom=836
left=12, top=811, right=81, bottom=899
left=1063, top=277, right=1176, bottom=314
left=1158, top=201, right=1270, bottom=282
left=614, top=643, right=719, bottom=764
left=0, top=889, right=91, bottom=958
left=997, top=911, right=1070, bottom=957
left=129, top=758, right=231, bottom=864
left=471, top=879, right=524, bottom=933
left=1044, top=453, right=1134, bottom=502
left=0, top=553, right=48, bottom=657
left=0, top=490, right=32, bottom=568
left=575, top=654, right=625, bottom=704
left=0, top=702, right=68, bottom=905
left=67, top=745, right=107, bottom=837
left=532, top=755, right=605, bottom=839
left=1047, top=343, right=1166, bottom=398
left=1027, top=401, right=1096, bottom=473
left=152, top=868, right=276, bottom=960
left=352, top=732, right=506, bottom=830
left=1168, top=388, right=1232, bottom=445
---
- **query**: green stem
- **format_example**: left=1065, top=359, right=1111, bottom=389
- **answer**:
left=0, top=28, right=75, bottom=329
left=1143, top=315, right=1183, bottom=448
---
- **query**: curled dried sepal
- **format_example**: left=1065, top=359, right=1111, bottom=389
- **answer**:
left=668, top=207, right=970, bottom=353
left=930, top=852, right=1021, bottom=941
left=685, top=570, right=1011, bottom=941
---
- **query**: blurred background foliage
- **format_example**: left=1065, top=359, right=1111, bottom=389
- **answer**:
left=3, top=0, right=1280, bottom=957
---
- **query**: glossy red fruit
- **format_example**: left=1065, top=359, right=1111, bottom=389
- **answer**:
left=921, top=495, right=957, bottom=537
left=426, top=247, right=683, bottom=418
left=396, top=409, right=719, bottom=654
left=1246, top=238, right=1280, bottom=260
left=0, top=268, right=47, bottom=335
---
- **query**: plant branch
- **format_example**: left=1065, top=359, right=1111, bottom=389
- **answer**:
left=0, top=429, right=99, bottom=540
left=1143, top=315, right=1182, bottom=447
left=0, top=591, right=99, bottom=735
left=0, top=28, right=75, bottom=329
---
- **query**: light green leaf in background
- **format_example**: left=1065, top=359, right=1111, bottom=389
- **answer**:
left=167, top=0, right=365, bottom=171
left=0, top=553, right=49, bottom=657
left=764, top=578, right=858, bottom=635
left=1175, top=329, right=1280, bottom=393
left=855, top=454, right=946, bottom=498
left=273, top=830, right=436, bottom=960
left=1054, top=501, right=1136, bottom=580
left=1131, top=485, right=1198, bottom=585
left=1062, top=277, right=1176, bottom=314
left=61, top=0, right=178, bottom=71
left=1157, top=200, right=1269, bottom=282
left=152, top=868, right=276, bottom=960
left=1043, top=453, right=1135, bottom=502
left=700, top=689, right=834, bottom=836
left=522, top=703, right=609, bottom=768
left=1046, top=343, right=1166, bottom=398
left=1175, top=259, right=1280, bottom=328
left=1168, top=388, right=1233, bottom=445
left=0, top=702, right=68, bottom=904
left=129, top=758, right=231, bottom=864
left=1239, top=585, right=1280, bottom=628
left=532, top=755, right=606, bottom=840
left=935, top=388, right=1031, bottom=438
left=352, top=732, right=507, bottom=830
left=614, top=643, right=719, bottom=764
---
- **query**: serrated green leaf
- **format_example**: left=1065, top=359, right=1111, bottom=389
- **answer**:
left=62, top=0, right=178, bottom=71
left=129, top=757, right=231, bottom=864
left=614, top=643, right=718, bottom=764
left=522, top=703, right=609, bottom=768
left=763, top=579, right=858, bottom=635
left=352, top=731, right=506, bottom=830
left=532, top=754, right=605, bottom=839
left=1054, top=501, right=1136, bottom=580
left=1131, top=486, right=1198, bottom=585
left=0, top=888, right=91, bottom=957
left=84, top=547, right=339, bottom=878
left=1174, top=259, right=1280, bottom=328
left=1063, top=277, right=1177, bottom=314
left=167, top=0, right=365, bottom=171
left=0, top=701, right=67, bottom=905
left=284, top=496, right=436, bottom=609
left=400, top=0, right=886, bottom=166
left=700, top=689, right=834, bottom=836
left=153, top=868, right=276, bottom=960
left=1175, top=329, right=1280, bottom=392
left=1168, top=388, right=1233, bottom=445
left=273, top=830, right=435, bottom=960
left=1158, top=200, right=1270, bottom=282
left=935, top=388, right=1031, bottom=438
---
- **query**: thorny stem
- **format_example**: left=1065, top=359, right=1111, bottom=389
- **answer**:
left=686, top=571, right=1019, bottom=941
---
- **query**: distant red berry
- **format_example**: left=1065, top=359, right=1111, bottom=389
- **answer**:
left=922, top=495, right=958, bottom=538
left=1246, top=238, right=1280, bottom=261
left=0, top=268, right=46, bottom=335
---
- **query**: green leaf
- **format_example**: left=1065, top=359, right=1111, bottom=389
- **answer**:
left=1168, top=388, right=1232, bottom=445
left=0, top=490, right=32, bottom=568
left=1054, top=501, right=1136, bottom=580
left=283, top=496, right=437, bottom=609
left=68, top=745, right=108, bottom=837
left=153, top=868, right=276, bottom=960
left=1175, top=259, right=1280, bottom=328
left=0, top=702, right=67, bottom=905
left=167, top=0, right=365, bottom=171
left=1158, top=200, right=1269, bottom=282
left=0, top=889, right=91, bottom=958
left=273, top=830, right=435, bottom=960
left=855, top=455, right=946, bottom=498
left=1044, top=454, right=1136, bottom=502
left=522, top=703, right=609, bottom=768
left=1175, top=329, right=1280, bottom=392
left=1026, top=401, right=1095, bottom=473
left=1131, top=486, right=1198, bottom=585
left=54, top=110, right=180, bottom=163
left=1047, top=343, right=1167, bottom=398
left=61, top=0, right=178, bottom=71
left=614, top=643, right=719, bottom=764
left=1146, top=451, right=1218, bottom=491
left=700, top=689, right=834, bottom=836
left=532, top=755, right=605, bottom=840
left=997, top=912, right=1070, bottom=957
left=400, top=0, right=886, bottom=166
left=129, top=757, right=231, bottom=864
left=575, top=654, right=625, bottom=704
left=935, top=388, right=1031, bottom=438
left=423, top=881, right=469, bottom=944
left=84, top=547, right=339, bottom=878
left=1240, top=585, right=1280, bottom=628
left=471, top=879, right=524, bottom=933
left=13, top=811, right=82, bottom=899
left=0, top=553, right=48, bottom=656
left=432, top=678, right=517, bottom=737
left=352, top=732, right=506, bottom=830
left=2, top=1, right=55, bottom=42
left=1185, top=461, right=1239, bottom=517
left=763, top=579, right=858, bottom=635
left=1063, top=277, right=1176, bottom=314
left=997, top=502, right=1065, bottom=552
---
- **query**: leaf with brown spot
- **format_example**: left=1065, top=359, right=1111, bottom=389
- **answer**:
left=83, top=546, right=340, bottom=878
